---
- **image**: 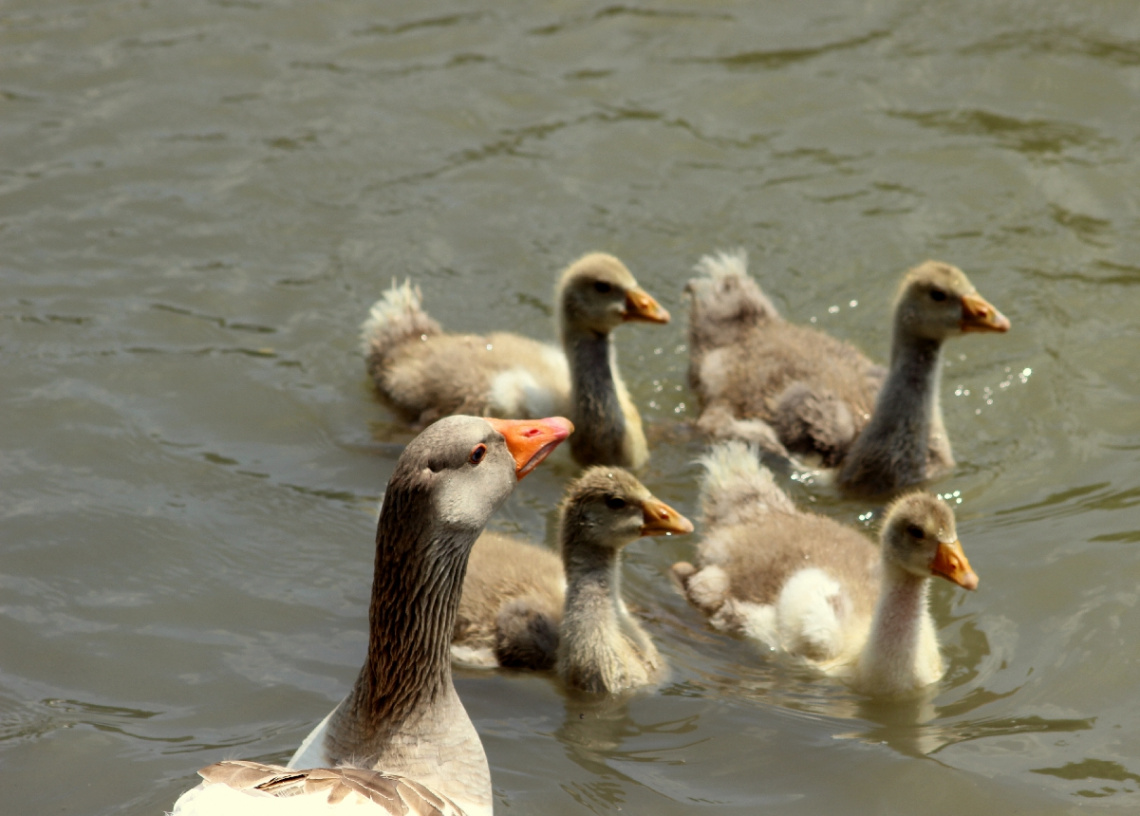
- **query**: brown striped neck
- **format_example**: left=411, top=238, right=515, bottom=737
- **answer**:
left=325, top=477, right=472, bottom=765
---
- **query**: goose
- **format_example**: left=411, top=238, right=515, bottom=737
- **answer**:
left=672, top=441, right=978, bottom=697
left=171, top=414, right=573, bottom=815
left=686, top=250, right=1010, bottom=495
left=452, top=467, right=693, bottom=693
left=361, top=252, right=669, bottom=469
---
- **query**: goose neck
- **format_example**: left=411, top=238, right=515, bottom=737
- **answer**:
left=327, top=486, right=470, bottom=763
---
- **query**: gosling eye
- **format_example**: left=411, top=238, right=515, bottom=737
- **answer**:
left=929, top=288, right=948, bottom=302
left=604, top=495, right=627, bottom=510
left=469, top=444, right=488, bottom=465
left=906, top=524, right=925, bottom=539
left=593, top=281, right=613, bottom=294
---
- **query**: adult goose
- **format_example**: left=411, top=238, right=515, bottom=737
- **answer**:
left=452, top=467, right=693, bottom=693
left=672, top=442, right=978, bottom=697
left=171, top=414, right=573, bottom=815
left=361, top=253, right=669, bottom=469
left=687, top=250, right=1010, bottom=495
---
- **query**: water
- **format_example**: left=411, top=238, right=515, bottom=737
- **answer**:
left=2, top=1, right=1138, bottom=813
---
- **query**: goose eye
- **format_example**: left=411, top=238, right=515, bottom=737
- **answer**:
left=469, top=444, right=487, bottom=465
left=593, top=281, right=612, bottom=294
left=929, top=288, right=947, bottom=302
left=906, top=524, right=925, bottom=539
left=604, top=495, right=627, bottom=510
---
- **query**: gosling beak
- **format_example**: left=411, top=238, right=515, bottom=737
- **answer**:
left=622, top=287, right=671, bottom=324
left=960, top=292, right=1010, bottom=333
left=639, top=497, right=695, bottom=537
left=486, top=416, right=574, bottom=480
left=931, top=539, right=979, bottom=590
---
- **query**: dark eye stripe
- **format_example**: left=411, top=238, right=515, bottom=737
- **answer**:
left=930, top=289, right=947, bottom=302
left=593, top=281, right=612, bottom=294
left=906, top=524, right=924, bottom=538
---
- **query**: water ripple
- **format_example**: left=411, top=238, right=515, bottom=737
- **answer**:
left=682, top=29, right=891, bottom=70
left=888, top=108, right=1109, bottom=156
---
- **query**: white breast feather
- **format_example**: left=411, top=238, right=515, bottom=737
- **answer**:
left=488, top=345, right=569, bottom=418
left=776, top=568, right=846, bottom=660
left=288, top=709, right=335, bottom=769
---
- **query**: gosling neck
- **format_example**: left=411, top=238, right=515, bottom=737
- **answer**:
left=325, top=480, right=471, bottom=766
left=561, top=324, right=632, bottom=466
left=858, top=562, right=934, bottom=693
left=558, top=509, right=661, bottom=692
left=561, top=534, right=625, bottom=632
left=839, top=330, right=943, bottom=493
left=881, top=329, right=943, bottom=444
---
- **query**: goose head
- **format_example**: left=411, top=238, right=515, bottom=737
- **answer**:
left=893, top=261, right=1010, bottom=343
left=558, top=253, right=670, bottom=337
left=880, top=492, right=978, bottom=590
left=560, top=467, right=693, bottom=553
left=394, top=414, right=573, bottom=534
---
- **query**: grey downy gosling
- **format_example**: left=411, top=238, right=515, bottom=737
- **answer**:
left=362, top=252, right=669, bottom=469
left=686, top=250, right=1010, bottom=495
left=453, top=467, right=693, bottom=693
left=673, top=441, right=978, bottom=698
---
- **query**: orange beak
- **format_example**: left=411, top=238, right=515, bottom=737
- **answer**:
left=485, top=416, right=573, bottom=480
left=623, top=287, right=670, bottom=324
left=960, top=292, right=1010, bottom=333
left=639, top=497, right=694, bottom=537
left=931, top=539, right=979, bottom=590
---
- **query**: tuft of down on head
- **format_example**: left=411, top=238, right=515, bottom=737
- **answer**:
left=694, top=249, right=751, bottom=283
left=879, top=491, right=978, bottom=590
left=686, top=249, right=781, bottom=352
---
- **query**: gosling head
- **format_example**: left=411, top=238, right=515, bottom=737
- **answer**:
left=558, top=253, right=670, bottom=337
left=893, top=261, right=1010, bottom=343
left=559, top=467, right=693, bottom=553
left=880, top=491, right=978, bottom=590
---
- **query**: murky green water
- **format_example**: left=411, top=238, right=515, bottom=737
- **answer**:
left=3, top=1, right=1139, bottom=813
